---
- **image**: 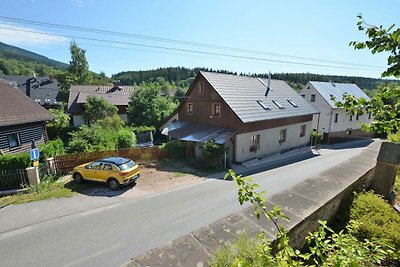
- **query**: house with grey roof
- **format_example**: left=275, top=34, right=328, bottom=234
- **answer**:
left=2, top=75, right=60, bottom=108
left=161, top=71, right=319, bottom=164
left=0, top=80, right=53, bottom=155
left=67, top=83, right=134, bottom=126
left=299, top=81, right=373, bottom=143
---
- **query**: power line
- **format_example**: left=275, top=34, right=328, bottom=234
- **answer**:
left=0, top=15, right=384, bottom=69
left=0, top=26, right=383, bottom=72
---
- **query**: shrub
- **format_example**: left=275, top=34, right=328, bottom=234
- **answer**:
left=39, top=138, right=65, bottom=158
left=200, top=139, right=225, bottom=170
left=117, top=128, right=136, bottom=149
left=162, top=140, right=185, bottom=158
left=350, top=191, right=400, bottom=250
left=0, top=153, right=30, bottom=170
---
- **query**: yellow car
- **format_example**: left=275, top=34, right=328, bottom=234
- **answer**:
left=72, top=157, right=141, bottom=190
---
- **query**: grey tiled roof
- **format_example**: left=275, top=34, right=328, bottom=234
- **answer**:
left=310, top=81, right=370, bottom=108
left=68, top=85, right=134, bottom=113
left=1, top=75, right=60, bottom=105
left=201, top=71, right=319, bottom=123
left=0, top=80, right=53, bottom=127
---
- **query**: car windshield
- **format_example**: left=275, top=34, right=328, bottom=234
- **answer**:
left=118, top=160, right=135, bottom=171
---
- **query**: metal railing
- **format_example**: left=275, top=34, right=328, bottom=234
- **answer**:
left=0, top=169, right=30, bottom=191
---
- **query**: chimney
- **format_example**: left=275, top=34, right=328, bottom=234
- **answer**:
left=26, top=77, right=36, bottom=97
left=265, top=71, right=271, bottom=97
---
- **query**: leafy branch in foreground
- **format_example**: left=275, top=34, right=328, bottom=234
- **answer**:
left=212, top=170, right=399, bottom=266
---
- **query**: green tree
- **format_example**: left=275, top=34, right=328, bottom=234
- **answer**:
left=82, top=95, right=118, bottom=125
left=336, top=16, right=400, bottom=137
left=127, top=82, right=178, bottom=127
left=68, top=41, right=91, bottom=84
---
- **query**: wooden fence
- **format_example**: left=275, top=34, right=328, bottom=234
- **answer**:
left=53, top=146, right=169, bottom=175
left=0, top=169, right=29, bottom=191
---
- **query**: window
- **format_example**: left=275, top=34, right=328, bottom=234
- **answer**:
left=279, top=129, right=287, bottom=143
left=300, top=125, right=306, bottom=137
left=310, top=94, right=316, bottom=102
left=349, top=115, right=353, bottom=121
left=212, top=103, right=221, bottom=116
left=257, top=100, right=269, bottom=110
left=199, top=82, right=204, bottom=93
left=250, top=134, right=260, bottom=152
left=356, top=114, right=359, bottom=120
left=7, top=133, right=20, bottom=148
left=287, top=99, right=298, bottom=107
left=272, top=100, right=285, bottom=109
left=301, top=94, right=305, bottom=98
left=334, top=113, right=339, bottom=122
left=187, top=103, right=193, bottom=114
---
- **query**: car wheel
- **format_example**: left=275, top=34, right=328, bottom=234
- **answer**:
left=107, top=178, right=120, bottom=191
left=73, top=173, right=84, bottom=184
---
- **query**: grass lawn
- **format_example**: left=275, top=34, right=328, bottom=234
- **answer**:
left=0, top=179, right=76, bottom=208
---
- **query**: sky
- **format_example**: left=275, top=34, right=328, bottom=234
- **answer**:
left=0, top=0, right=399, bottom=78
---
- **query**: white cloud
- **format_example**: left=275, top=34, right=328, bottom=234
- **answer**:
left=0, top=23, right=68, bottom=46
left=70, top=0, right=95, bottom=8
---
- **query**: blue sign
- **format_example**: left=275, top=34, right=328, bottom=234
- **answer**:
left=30, top=148, right=39, bottom=161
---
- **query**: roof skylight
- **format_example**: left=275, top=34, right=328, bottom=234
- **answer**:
left=257, top=100, right=270, bottom=110
left=272, top=100, right=285, bottom=109
left=287, top=99, right=298, bottom=107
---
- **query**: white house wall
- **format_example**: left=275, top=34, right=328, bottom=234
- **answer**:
left=299, top=82, right=372, bottom=134
left=234, top=121, right=312, bottom=163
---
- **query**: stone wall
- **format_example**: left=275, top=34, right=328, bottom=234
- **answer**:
left=123, top=141, right=382, bottom=267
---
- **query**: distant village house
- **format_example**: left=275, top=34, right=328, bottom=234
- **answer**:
left=161, top=71, right=319, bottom=164
left=67, top=82, right=134, bottom=126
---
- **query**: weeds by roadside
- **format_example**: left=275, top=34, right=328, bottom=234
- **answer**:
left=0, top=174, right=76, bottom=208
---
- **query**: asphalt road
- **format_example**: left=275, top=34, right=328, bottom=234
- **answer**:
left=0, top=142, right=371, bottom=267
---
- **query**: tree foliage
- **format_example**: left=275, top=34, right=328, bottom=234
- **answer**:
left=210, top=170, right=400, bottom=266
left=67, top=115, right=136, bottom=153
left=82, top=95, right=118, bottom=125
left=200, top=140, right=226, bottom=169
left=127, top=82, right=178, bottom=127
left=336, top=16, right=400, bottom=136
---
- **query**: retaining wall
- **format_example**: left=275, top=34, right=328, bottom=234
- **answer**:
left=123, top=140, right=382, bottom=267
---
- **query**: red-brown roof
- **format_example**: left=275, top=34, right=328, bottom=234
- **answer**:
left=0, top=80, right=53, bottom=127
left=68, top=85, right=135, bottom=113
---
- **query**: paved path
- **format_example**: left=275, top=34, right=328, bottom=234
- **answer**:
left=0, top=140, right=374, bottom=267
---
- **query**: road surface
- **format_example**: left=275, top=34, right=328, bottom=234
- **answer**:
left=0, top=142, right=371, bottom=267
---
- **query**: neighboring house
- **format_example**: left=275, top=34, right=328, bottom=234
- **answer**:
left=67, top=83, right=134, bottom=126
left=0, top=80, right=53, bottom=155
left=161, top=71, right=319, bottom=164
left=1, top=75, right=60, bottom=108
left=299, top=81, right=373, bottom=143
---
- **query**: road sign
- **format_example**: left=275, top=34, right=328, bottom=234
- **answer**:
left=30, top=148, right=39, bottom=161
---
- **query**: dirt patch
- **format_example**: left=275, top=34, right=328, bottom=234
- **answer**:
left=123, top=162, right=206, bottom=199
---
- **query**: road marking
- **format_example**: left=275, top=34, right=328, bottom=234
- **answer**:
left=80, top=203, right=122, bottom=216
left=0, top=226, right=31, bottom=240
left=145, top=179, right=211, bottom=199
left=61, top=244, right=120, bottom=267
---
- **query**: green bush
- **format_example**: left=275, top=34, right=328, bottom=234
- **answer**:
left=0, top=153, right=31, bottom=170
left=350, top=191, right=400, bottom=250
left=39, top=138, right=65, bottom=158
left=132, top=125, right=156, bottom=134
left=200, top=139, right=225, bottom=170
left=117, top=128, right=136, bottom=149
left=161, top=140, right=185, bottom=158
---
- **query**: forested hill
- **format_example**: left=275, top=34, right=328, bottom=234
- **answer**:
left=112, top=67, right=399, bottom=92
left=0, top=42, right=68, bottom=68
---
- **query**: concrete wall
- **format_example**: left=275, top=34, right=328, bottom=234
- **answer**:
left=234, top=121, right=312, bottom=163
left=124, top=140, right=382, bottom=267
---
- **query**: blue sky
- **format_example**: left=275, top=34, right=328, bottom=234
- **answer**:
left=0, top=0, right=399, bottom=78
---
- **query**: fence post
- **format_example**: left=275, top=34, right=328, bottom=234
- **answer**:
left=46, top=157, right=56, bottom=176
left=26, top=167, right=40, bottom=188
left=371, top=141, right=400, bottom=204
